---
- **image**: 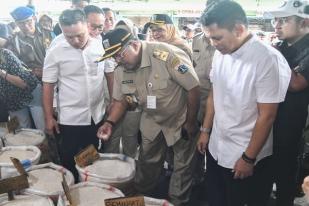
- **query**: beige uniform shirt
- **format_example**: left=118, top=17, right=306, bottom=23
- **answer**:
left=192, top=32, right=215, bottom=121
left=113, top=41, right=199, bottom=146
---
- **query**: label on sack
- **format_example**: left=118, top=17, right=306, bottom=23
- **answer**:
left=10, top=157, right=28, bottom=176
left=105, top=196, right=145, bottom=206
left=74, top=144, right=100, bottom=168
left=7, top=116, right=19, bottom=133
left=0, top=174, right=29, bottom=194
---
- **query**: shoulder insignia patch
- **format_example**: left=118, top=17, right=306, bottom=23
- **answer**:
left=153, top=49, right=169, bottom=62
left=177, top=64, right=189, bottom=74
left=170, top=56, right=181, bottom=69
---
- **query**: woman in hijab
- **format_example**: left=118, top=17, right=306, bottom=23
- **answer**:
left=149, top=14, right=192, bottom=60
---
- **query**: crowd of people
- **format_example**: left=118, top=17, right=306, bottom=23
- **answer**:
left=0, top=0, right=309, bottom=205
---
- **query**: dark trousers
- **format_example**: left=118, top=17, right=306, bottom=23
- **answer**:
left=272, top=130, right=303, bottom=206
left=58, top=119, right=100, bottom=182
left=206, top=151, right=273, bottom=206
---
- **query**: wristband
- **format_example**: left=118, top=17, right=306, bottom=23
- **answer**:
left=242, top=152, right=256, bottom=164
left=105, top=119, right=115, bottom=127
left=200, top=126, right=211, bottom=134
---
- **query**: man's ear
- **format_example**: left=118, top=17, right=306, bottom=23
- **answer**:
left=301, top=18, right=309, bottom=28
left=233, top=23, right=246, bottom=38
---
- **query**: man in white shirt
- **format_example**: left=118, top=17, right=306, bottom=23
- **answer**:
left=84, top=5, right=114, bottom=102
left=42, top=9, right=106, bottom=180
left=197, top=1, right=291, bottom=205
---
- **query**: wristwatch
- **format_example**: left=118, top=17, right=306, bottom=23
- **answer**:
left=200, top=126, right=211, bottom=134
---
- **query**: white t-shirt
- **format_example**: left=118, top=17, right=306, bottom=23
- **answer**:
left=43, top=35, right=106, bottom=125
left=209, top=35, right=291, bottom=169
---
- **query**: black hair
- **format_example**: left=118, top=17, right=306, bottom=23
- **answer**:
left=102, top=7, right=114, bottom=16
left=200, top=1, right=248, bottom=30
left=84, top=5, right=103, bottom=17
left=59, top=9, right=86, bottom=26
left=72, top=0, right=90, bottom=5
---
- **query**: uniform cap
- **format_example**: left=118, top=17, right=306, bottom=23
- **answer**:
left=150, top=14, right=173, bottom=25
left=97, top=28, right=134, bottom=62
left=10, top=6, right=35, bottom=22
left=267, top=0, right=309, bottom=18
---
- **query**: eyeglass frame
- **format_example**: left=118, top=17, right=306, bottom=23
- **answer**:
left=113, top=43, right=131, bottom=62
left=271, top=16, right=294, bottom=27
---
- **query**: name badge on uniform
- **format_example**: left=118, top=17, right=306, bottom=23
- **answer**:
left=147, top=96, right=156, bottom=109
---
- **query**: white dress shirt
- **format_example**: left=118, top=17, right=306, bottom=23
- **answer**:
left=209, top=35, right=291, bottom=169
left=43, top=35, right=106, bottom=125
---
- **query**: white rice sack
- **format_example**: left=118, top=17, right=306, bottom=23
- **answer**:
left=0, top=146, right=41, bottom=179
left=23, top=162, right=74, bottom=198
left=4, top=129, right=45, bottom=146
left=144, top=196, right=174, bottom=206
left=58, top=182, right=124, bottom=206
left=76, top=153, right=135, bottom=184
left=0, top=195, right=53, bottom=206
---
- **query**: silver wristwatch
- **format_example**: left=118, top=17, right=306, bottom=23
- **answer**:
left=200, top=126, right=211, bottom=134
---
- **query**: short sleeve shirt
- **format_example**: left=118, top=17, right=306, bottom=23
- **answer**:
left=43, top=35, right=106, bottom=125
left=209, top=36, right=291, bottom=169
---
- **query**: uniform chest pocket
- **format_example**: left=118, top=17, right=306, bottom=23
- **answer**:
left=151, top=80, right=168, bottom=91
left=121, top=84, right=137, bottom=95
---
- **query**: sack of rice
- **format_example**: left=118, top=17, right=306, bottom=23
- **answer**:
left=0, top=195, right=54, bottom=206
left=76, top=153, right=135, bottom=195
left=3, top=129, right=51, bottom=163
left=22, top=162, right=74, bottom=201
left=0, top=146, right=41, bottom=179
left=144, top=196, right=174, bottom=206
left=57, top=182, right=124, bottom=206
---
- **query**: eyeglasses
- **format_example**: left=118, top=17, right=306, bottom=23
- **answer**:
left=271, top=17, right=292, bottom=27
left=114, top=44, right=130, bottom=62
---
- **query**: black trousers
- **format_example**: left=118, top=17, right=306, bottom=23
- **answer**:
left=58, top=119, right=101, bottom=182
left=206, top=151, right=273, bottom=206
left=272, top=126, right=303, bottom=206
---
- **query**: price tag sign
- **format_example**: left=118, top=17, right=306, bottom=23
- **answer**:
left=74, top=144, right=100, bottom=168
left=0, top=174, right=29, bottom=194
left=105, top=196, right=145, bottom=206
left=7, top=117, right=19, bottom=133
left=10, top=157, right=28, bottom=177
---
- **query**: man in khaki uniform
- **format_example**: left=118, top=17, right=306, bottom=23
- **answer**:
left=97, top=28, right=200, bottom=206
left=192, top=32, right=215, bottom=123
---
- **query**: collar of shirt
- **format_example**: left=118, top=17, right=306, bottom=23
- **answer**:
left=59, top=35, right=96, bottom=50
left=139, top=41, right=151, bottom=69
left=230, top=34, right=255, bottom=59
